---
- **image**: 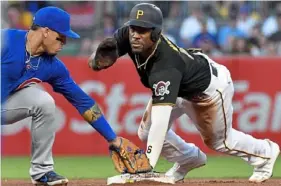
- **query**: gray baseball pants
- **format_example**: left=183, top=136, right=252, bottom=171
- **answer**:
left=2, top=85, right=57, bottom=180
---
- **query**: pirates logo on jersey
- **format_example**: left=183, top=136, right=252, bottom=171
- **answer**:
left=153, top=81, right=170, bottom=97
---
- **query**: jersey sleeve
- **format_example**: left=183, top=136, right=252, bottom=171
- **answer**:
left=113, top=26, right=131, bottom=56
left=1, top=29, right=9, bottom=61
left=48, top=59, right=94, bottom=114
left=149, top=68, right=182, bottom=106
left=1, top=29, right=11, bottom=104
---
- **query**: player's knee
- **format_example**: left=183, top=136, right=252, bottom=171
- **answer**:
left=203, top=136, right=221, bottom=150
left=203, top=138, right=214, bottom=149
left=33, top=91, right=56, bottom=115
left=204, top=137, right=226, bottom=152
left=137, top=122, right=148, bottom=142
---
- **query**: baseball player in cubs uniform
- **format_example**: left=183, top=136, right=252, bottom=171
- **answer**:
left=1, top=6, right=152, bottom=186
left=89, top=3, right=280, bottom=183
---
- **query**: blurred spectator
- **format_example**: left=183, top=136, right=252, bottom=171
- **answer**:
left=179, top=5, right=217, bottom=48
left=215, top=1, right=232, bottom=20
left=6, top=5, right=27, bottom=29
left=263, top=41, right=279, bottom=56
left=230, top=37, right=250, bottom=55
left=192, top=19, right=217, bottom=47
left=154, top=1, right=173, bottom=18
left=262, top=3, right=281, bottom=37
left=2, top=1, right=280, bottom=56
left=103, top=14, right=116, bottom=38
left=163, top=2, right=183, bottom=45
left=64, top=1, right=95, bottom=30
left=78, top=30, right=105, bottom=56
left=22, top=1, right=50, bottom=29
left=201, top=3, right=216, bottom=18
left=267, top=8, right=281, bottom=55
left=192, top=19, right=222, bottom=56
left=115, top=1, right=136, bottom=27
left=218, top=13, right=246, bottom=51
left=237, top=2, right=259, bottom=37
left=23, top=1, right=50, bottom=14
left=248, top=24, right=267, bottom=56
left=79, top=38, right=94, bottom=56
left=278, top=42, right=281, bottom=55
left=163, top=30, right=177, bottom=44
left=268, top=11, right=281, bottom=40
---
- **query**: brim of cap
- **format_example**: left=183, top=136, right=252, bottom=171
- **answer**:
left=60, top=29, right=80, bottom=39
left=125, top=20, right=156, bottom=28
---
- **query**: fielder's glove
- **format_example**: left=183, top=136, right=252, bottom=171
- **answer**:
left=109, top=137, right=152, bottom=174
left=88, top=38, right=119, bottom=71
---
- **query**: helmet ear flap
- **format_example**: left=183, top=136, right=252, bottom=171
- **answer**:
left=151, top=27, right=161, bottom=42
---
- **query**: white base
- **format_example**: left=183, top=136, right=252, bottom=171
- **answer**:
left=107, top=172, right=175, bottom=185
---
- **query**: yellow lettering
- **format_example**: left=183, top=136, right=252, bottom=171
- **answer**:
left=136, top=10, right=144, bottom=19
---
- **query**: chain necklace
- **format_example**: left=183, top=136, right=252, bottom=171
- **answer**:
left=134, top=39, right=160, bottom=70
left=25, top=32, right=41, bottom=70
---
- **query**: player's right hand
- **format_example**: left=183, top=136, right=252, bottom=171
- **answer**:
left=88, top=38, right=119, bottom=71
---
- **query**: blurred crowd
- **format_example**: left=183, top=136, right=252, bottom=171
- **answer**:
left=1, top=1, right=281, bottom=57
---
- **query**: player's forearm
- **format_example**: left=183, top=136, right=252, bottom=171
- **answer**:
left=82, top=102, right=117, bottom=142
left=146, top=105, right=172, bottom=168
left=54, top=80, right=117, bottom=142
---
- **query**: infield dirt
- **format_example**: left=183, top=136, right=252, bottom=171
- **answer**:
left=2, top=178, right=281, bottom=186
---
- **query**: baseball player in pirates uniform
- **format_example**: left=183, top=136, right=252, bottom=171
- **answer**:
left=89, top=3, right=280, bottom=183
left=1, top=6, right=151, bottom=186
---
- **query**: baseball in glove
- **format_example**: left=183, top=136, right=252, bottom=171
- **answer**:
left=88, top=38, right=119, bottom=71
left=109, top=137, right=152, bottom=174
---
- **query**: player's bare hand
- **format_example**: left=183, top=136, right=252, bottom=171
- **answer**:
left=88, top=38, right=119, bottom=71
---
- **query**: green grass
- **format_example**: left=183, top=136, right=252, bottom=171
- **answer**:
left=2, top=156, right=281, bottom=179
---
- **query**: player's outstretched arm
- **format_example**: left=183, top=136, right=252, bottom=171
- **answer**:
left=49, top=60, right=152, bottom=174
left=146, top=105, right=173, bottom=168
left=82, top=103, right=152, bottom=174
left=88, top=38, right=119, bottom=71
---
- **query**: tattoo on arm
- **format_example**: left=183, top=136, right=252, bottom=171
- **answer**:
left=82, top=103, right=102, bottom=123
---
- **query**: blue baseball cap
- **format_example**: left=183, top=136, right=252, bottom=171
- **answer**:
left=33, top=6, right=80, bottom=39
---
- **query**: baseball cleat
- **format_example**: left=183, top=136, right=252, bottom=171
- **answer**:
left=249, top=140, right=280, bottom=183
left=165, top=150, right=207, bottom=182
left=31, top=171, right=69, bottom=186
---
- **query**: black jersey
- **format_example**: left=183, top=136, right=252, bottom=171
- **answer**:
left=114, top=26, right=212, bottom=106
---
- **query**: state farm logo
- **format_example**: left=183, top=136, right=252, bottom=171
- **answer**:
left=2, top=80, right=281, bottom=136
left=232, top=80, right=281, bottom=133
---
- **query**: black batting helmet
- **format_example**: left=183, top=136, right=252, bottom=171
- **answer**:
left=126, top=3, right=163, bottom=42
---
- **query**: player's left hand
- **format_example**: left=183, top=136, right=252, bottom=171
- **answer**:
left=88, top=38, right=118, bottom=71
left=109, top=137, right=152, bottom=174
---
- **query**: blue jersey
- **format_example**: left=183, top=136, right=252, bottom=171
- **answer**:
left=1, top=29, right=94, bottom=114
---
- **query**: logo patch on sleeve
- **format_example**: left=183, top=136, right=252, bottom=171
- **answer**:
left=153, top=81, right=170, bottom=96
